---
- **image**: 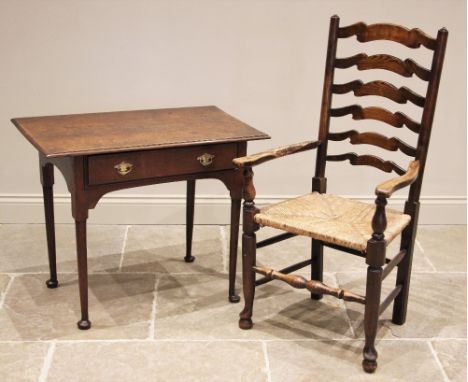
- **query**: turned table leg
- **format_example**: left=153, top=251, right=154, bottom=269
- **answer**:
left=228, top=197, right=241, bottom=303
left=75, top=219, right=91, bottom=330
left=40, top=163, right=58, bottom=289
left=185, top=179, right=196, bottom=263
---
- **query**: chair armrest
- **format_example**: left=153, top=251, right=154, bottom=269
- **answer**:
left=233, top=140, right=321, bottom=168
left=375, top=160, right=420, bottom=198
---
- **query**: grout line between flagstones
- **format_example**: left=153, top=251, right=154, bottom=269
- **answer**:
left=415, top=238, right=425, bottom=254
left=0, top=224, right=464, bottom=381
left=416, top=238, right=439, bottom=272
left=147, top=276, right=161, bottom=340
left=38, top=341, right=56, bottom=382
left=262, top=341, right=272, bottom=382
left=333, top=273, right=357, bottom=339
left=118, top=225, right=130, bottom=271
left=0, top=269, right=465, bottom=279
left=427, top=340, right=451, bottom=382
left=0, top=275, right=15, bottom=309
left=0, top=337, right=465, bottom=345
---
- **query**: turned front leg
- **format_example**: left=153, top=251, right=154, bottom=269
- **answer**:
left=75, top=219, right=91, bottom=330
left=228, top=197, right=241, bottom=303
left=239, top=230, right=256, bottom=329
left=239, top=166, right=259, bottom=329
left=40, top=162, right=58, bottom=289
left=363, top=259, right=383, bottom=373
left=362, top=196, right=387, bottom=373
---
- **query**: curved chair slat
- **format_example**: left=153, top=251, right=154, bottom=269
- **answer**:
left=335, top=53, right=431, bottom=81
left=330, top=105, right=421, bottom=133
left=329, top=130, right=417, bottom=156
left=326, top=152, right=406, bottom=175
left=337, top=22, right=437, bottom=50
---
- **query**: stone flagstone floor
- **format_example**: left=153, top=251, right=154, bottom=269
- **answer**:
left=0, top=224, right=465, bottom=381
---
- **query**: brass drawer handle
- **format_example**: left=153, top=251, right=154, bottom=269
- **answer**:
left=197, top=153, right=215, bottom=167
left=114, top=161, right=133, bottom=176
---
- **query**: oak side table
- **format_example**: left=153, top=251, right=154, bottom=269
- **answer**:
left=12, top=106, right=269, bottom=330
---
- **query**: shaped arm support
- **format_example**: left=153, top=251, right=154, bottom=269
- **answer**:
left=233, top=140, right=321, bottom=168
left=375, top=160, right=420, bottom=198
left=368, top=161, right=420, bottom=264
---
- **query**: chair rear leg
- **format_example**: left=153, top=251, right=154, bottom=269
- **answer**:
left=392, top=202, right=419, bottom=325
left=392, top=232, right=417, bottom=325
left=311, top=239, right=323, bottom=300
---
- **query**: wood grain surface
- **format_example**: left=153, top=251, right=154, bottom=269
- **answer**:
left=12, top=106, right=269, bottom=157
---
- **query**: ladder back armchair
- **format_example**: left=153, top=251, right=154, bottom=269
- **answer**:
left=234, top=15, right=448, bottom=373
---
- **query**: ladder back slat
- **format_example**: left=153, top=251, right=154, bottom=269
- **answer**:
left=337, top=22, right=437, bottom=50
left=328, top=130, right=416, bottom=156
left=330, top=105, right=421, bottom=133
left=335, top=53, right=431, bottom=81
left=332, top=80, right=426, bottom=107
left=326, top=152, right=406, bottom=175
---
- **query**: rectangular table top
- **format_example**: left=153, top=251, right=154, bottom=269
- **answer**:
left=12, top=106, right=269, bottom=158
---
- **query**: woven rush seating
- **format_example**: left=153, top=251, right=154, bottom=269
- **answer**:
left=254, top=192, right=411, bottom=252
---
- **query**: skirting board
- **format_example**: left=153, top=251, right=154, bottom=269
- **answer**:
left=0, top=194, right=465, bottom=225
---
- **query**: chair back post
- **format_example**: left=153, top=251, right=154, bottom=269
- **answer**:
left=313, top=15, right=340, bottom=193
left=407, top=28, right=448, bottom=206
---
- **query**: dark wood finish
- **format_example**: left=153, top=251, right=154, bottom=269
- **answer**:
left=314, top=15, right=340, bottom=181
left=185, top=180, right=196, bottom=263
left=382, top=249, right=406, bottom=280
left=362, top=195, right=387, bottom=373
left=332, top=80, right=425, bottom=107
left=75, top=219, right=91, bottom=330
left=233, top=16, right=447, bottom=373
left=40, top=161, right=58, bottom=289
left=255, top=259, right=312, bottom=286
left=12, top=106, right=267, bottom=158
left=379, top=285, right=403, bottom=316
left=335, top=54, right=431, bottom=80
left=88, top=143, right=238, bottom=185
left=311, top=176, right=327, bottom=301
left=238, top=166, right=259, bottom=330
left=326, top=153, right=406, bottom=175
left=409, top=28, right=448, bottom=203
left=392, top=29, right=448, bottom=328
left=310, top=15, right=340, bottom=303
left=392, top=201, right=420, bottom=324
left=232, top=140, right=321, bottom=167
left=330, top=105, right=421, bottom=133
left=323, top=241, right=366, bottom=257
left=14, top=106, right=269, bottom=329
left=227, top=142, right=246, bottom=304
left=328, top=130, right=416, bottom=156
left=228, top=197, right=242, bottom=303
left=256, top=232, right=296, bottom=249
left=253, top=266, right=366, bottom=304
left=337, top=22, right=437, bottom=49
left=376, top=160, right=420, bottom=198
left=310, top=239, right=324, bottom=300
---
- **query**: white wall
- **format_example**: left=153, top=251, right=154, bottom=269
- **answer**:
left=0, top=0, right=465, bottom=224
